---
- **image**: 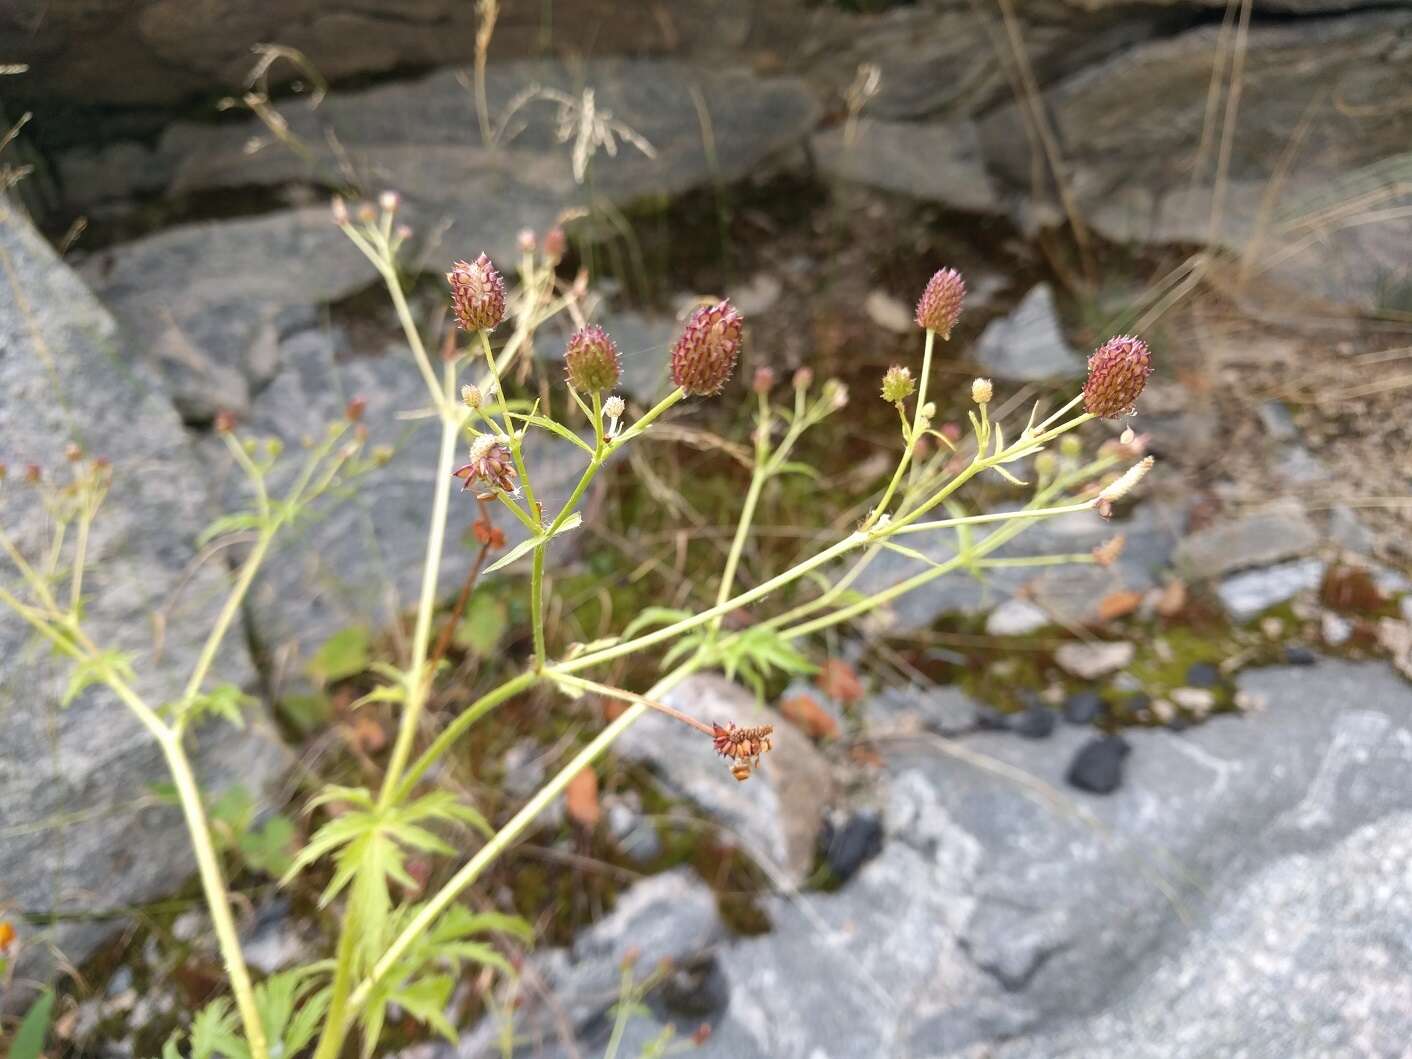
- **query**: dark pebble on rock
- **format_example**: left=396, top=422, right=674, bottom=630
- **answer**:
left=1066, top=735, right=1130, bottom=794
left=1185, top=662, right=1220, bottom=688
left=974, top=705, right=1010, bottom=731
left=1063, top=690, right=1105, bottom=725
left=1121, top=692, right=1152, bottom=716
left=819, top=811, right=885, bottom=883
left=1010, top=705, right=1056, bottom=738
left=1284, top=645, right=1317, bottom=666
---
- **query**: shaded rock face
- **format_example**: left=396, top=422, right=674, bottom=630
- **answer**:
left=0, top=0, right=752, bottom=109
left=614, top=675, right=834, bottom=887
left=57, top=60, right=818, bottom=243
left=450, top=659, right=1412, bottom=1058
left=980, top=10, right=1412, bottom=309
left=0, top=202, right=288, bottom=1009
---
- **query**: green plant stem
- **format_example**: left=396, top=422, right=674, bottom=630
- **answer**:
left=378, top=359, right=460, bottom=807
left=477, top=330, right=538, bottom=518
left=709, top=459, right=767, bottom=639
left=530, top=442, right=606, bottom=671
left=178, top=531, right=274, bottom=720
left=344, top=662, right=701, bottom=1029
left=607, top=387, right=687, bottom=451
left=159, top=727, right=270, bottom=1059
left=866, top=329, right=935, bottom=528
left=395, top=670, right=541, bottom=802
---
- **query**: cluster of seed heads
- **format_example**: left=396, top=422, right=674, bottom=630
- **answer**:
left=712, top=722, right=775, bottom=782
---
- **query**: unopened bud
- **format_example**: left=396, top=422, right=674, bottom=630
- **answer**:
left=880, top=365, right=915, bottom=404
left=371, top=444, right=395, bottom=466
left=461, top=384, right=483, bottom=409
left=331, top=196, right=350, bottom=225
left=602, top=395, right=625, bottom=420
left=1034, top=451, right=1057, bottom=478
left=971, top=378, right=993, bottom=405
left=24, top=464, right=41, bottom=483
left=345, top=396, right=366, bottom=422
left=543, top=227, right=567, bottom=261
left=214, top=410, right=237, bottom=434
left=792, top=367, right=814, bottom=391
left=563, top=325, right=622, bottom=393
left=517, top=228, right=536, bottom=254
left=378, top=189, right=400, bottom=213
left=1060, top=435, right=1082, bottom=459
left=65, top=442, right=83, bottom=462
left=356, top=202, right=377, bottom=224
left=394, top=223, right=412, bottom=243
left=670, top=300, right=743, bottom=397
left=915, top=267, right=966, bottom=338
left=822, top=379, right=849, bottom=411
left=752, top=366, right=775, bottom=395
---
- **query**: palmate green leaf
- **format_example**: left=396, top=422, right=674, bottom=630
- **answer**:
left=254, top=968, right=330, bottom=1058
left=482, top=514, right=584, bottom=575
left=62, top=648, right=135, bottom=706
left=179, top=683, right=256, bottom=728
left=190, top=997, right=243, bottom=1059
left=308, top=626, right=371, bottom=684
left=391, top=973, right=459, bottom=1041
left=239, top=813, right=297, bottom=877
left=453, top=591, right=508, bottom=656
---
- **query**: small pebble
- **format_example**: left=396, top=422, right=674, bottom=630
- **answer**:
left=1184, top=662, right=1220, bottom=688
left=1321, top=612, right=1353, bottom=647
left=819, top=812, right=885, bottom=883
left=1150, top=698, right=1176, bottom=724
left=1066, top=736, right=1130, bottom=795
left=1062, top=690, right=1105, bottom=725
left=974, top=705, right=1010, bottom=731
left=1284, top=645, right=1317, bottom=666
left=1010, top=705, right=1056, bottom=739
left=1170, top=686, right=1216, bottom=717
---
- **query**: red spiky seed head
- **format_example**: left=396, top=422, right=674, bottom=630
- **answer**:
left=448, top=254, right=507, bottom=332
left=563, top=325, right=622, bottom=393
left=1083, top=335, right=1153, bottom=418
left=915, top=268, right=966, bottom=337
left=670, top=300, right=743, bottom=397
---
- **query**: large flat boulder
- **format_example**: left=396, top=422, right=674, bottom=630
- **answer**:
left=0, top=200, right=288, bottom=1008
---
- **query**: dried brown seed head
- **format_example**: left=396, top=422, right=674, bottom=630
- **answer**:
left=452, top=434, right=518, bottom=497
left=448, top=254, right=507, bottom=332
left=671, top=300, right=743, bottom=397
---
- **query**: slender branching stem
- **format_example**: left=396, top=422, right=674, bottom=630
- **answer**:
left=866, top=329, right=936, bottom=528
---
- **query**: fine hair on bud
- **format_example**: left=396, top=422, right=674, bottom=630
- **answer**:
left=971, top=378, right=993, bottom=405
left=915, top=267, right=966, bottom=338
left=880, top=365, right=915, bottom=404
left=1083, top=335, right=1153, bottom=418
left=448, top=254, right=507, bottom=332
left=670, top=300, right=743, bottom=397
left=563, top=325, right=622, bottom=393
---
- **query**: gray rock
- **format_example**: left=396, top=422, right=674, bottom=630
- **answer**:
left=865, top=683, right=980, bottom=736
left=1327, top=503, right=1375, bottom=554
left=1054, top=640, right=1135, bottom=679
left=983, top=12, right=1412, bottom=309
left=1175, top=498, right=1320, bottom=580
left=80, top=209, right=381, bottom=423
left=0, top=201, right=288, bottom=1008
left=451, top=660, right=1412, bottom=1058
left=973, top=285, right=1084, bottom=382
left=811, top=118, right=1000, bottom=214
left=451, top=868, right=727, bottom=1059
left=1216, top=556, right=1326, bottom=622
left=855, top=499, right=1184, bottom=632
left=985, top=597, right=1051, bottom=637
left=1275, top=443, right=1328, bottom=484
left=1257, top=400, right=1298, bottom=441
left=615, top=674, right=834, bottom=885
left=66, top=60, right=817, bottom=268
left=212, top=319, right=592, bottom=690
